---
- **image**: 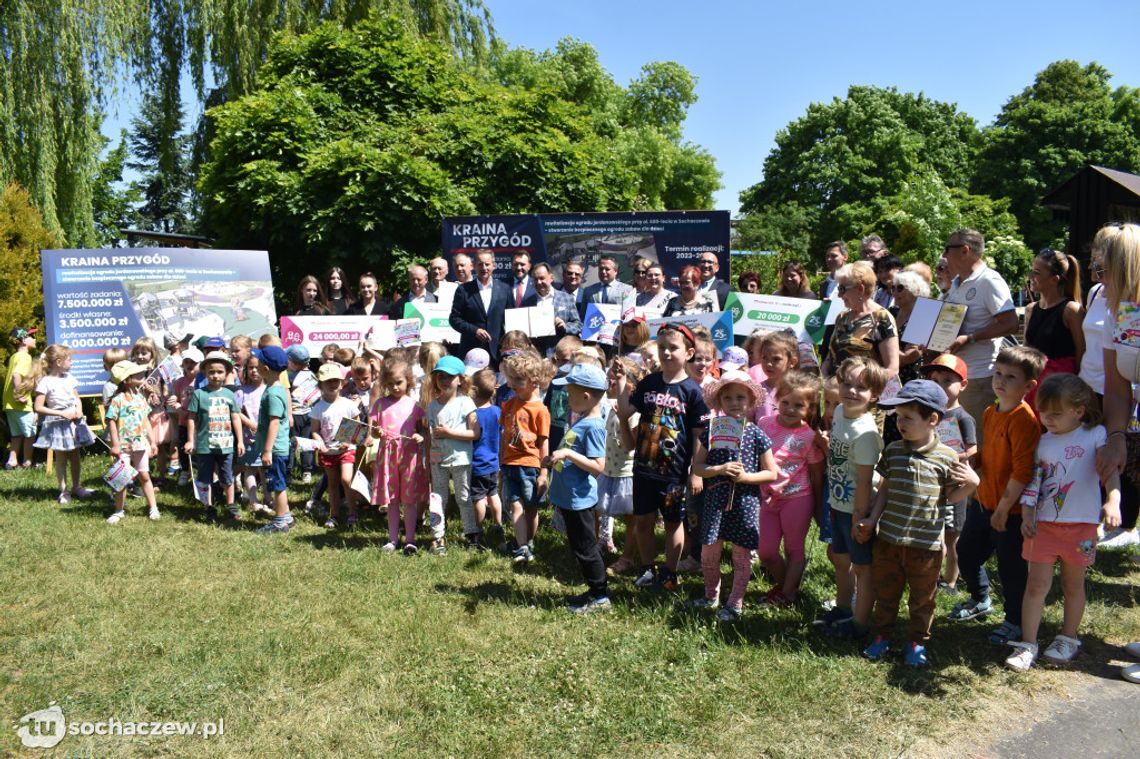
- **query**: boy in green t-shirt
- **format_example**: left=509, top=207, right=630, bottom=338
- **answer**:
left=252, top=346, right=294, bottom=534
left=185, top=351, right=244, bottom=522
left=4, top=327, right=38, bottom=469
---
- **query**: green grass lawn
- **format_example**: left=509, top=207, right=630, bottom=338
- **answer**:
left=1, top=460, right=1138, bottom=757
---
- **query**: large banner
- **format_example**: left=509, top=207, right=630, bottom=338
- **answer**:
left=280, top=316, right=394, bottom=354
left=41, top=248, right=277, bottom=394
left=441, top=211, right=730, bottom=290
left=723, top=292, right=834, bottom=344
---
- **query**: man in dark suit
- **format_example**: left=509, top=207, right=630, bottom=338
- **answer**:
left=388, top=265, right=438, bottom=321
left=506, top=251, right=536, bottom=309
left=696, top=250, right=732, bottom=310
left=450, top=249, right=512, bottom=366
left=522, top=262, right=583, bottom=357
left=579, top=254, right=634, bottom=315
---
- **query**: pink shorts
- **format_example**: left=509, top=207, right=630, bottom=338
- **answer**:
left=319, top=448, right=357, bottom=469
left=1022, top=521, right=1098, bottom=567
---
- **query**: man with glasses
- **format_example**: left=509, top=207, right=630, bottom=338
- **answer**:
left=580, top=254, right=633, bottom=312
left=558, top=260, right=585, bottom=318
left=820, top=241, right=849, bottom=299
left=943, top=229, right=1019, bottom=444
left=860, top=234, right=888, bottom=262
left=696, top=250, right=731, bottom=309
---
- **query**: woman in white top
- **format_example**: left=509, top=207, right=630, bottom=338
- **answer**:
left=1093, top=222, right=1140, bottom=684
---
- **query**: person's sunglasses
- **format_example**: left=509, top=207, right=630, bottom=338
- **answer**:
left=836, top=284, right=853, bottom=294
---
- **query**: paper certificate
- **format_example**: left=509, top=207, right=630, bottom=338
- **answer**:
left=901, top=297, right=968, bottom=352
left=504, top=302, right=556, bottom=337
left=581, top=303, right=621, bottom=345
left=935, top=417, right=965, bottom=454
left=395, top=318, right=421, bottom=347
left=1113, top=301, right=1140, bottom=349
left=709, top=416, right=745, bottom=451
left=332, top=417, right=369, bottom=448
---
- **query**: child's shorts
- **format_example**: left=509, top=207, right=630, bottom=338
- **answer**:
left=817, top=475, right=832, bottom=544
left=1023, top=521, right=1098, bottom=567
left=5, top=410, right=35, bottom=438
left=193, top=452, right=234, bottom=486
left=830, top=508, right=874, bottom=566
left=946, top=498, right=968, bottom=533
left=470, top=471, right=498, bottom=502
left=319, top=448, right=356, bottom=469
left=632, top=478, right=686, bottom=524
left=265, top=454, right=289, bottom=493
left=597, top=474, right=633, bottom=517
left=120, top=449, right=150, bottom=473
left=503, top=465, right=543, bottom=509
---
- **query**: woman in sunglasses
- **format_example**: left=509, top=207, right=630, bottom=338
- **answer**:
left=821, top=261, right=899, bottom=380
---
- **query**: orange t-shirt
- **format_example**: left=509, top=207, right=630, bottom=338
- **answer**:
left=500, top=397, right=550, bottom=467
left=977, top=400, right=1041, bottom=513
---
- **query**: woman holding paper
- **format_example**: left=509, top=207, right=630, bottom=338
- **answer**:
left=822, top=261, right=899, bottom=381
left=890, top=271, right=931, bottom=385
left=1023, top=248, right=1085, bottom=411
left=664, top=266, right=717, bottom=316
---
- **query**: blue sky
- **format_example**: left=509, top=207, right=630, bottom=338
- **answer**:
left=103, top=0, right=1140, bottom=215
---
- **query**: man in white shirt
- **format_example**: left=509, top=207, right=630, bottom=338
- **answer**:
left=453, top=252, right=473, bottom=284
left=943, top=228, right=1020, bottom=444
left=819, top=241, right=849, bottom=299
left=388, top=265, right=438, bottom=320
left=524, top=262, right=582, bottom=356
left=428, top=257, right=458, bottom=303
left=450, top=249, right=512, bottom=366
left=580, top=254, right=633, bottom=310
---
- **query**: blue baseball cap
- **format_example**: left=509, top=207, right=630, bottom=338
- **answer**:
left=252, top=345, right=289, bottom=372
left=877, top=379, right=948, bottom=415
left=205, top=336, right=227, bottom=349
left=285, top=344, right=310, bottom=364
left=432, top=355, right=465, bottom=376
left=552, top=363, right=608, bottom=391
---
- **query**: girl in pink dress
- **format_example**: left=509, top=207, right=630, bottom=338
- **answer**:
left=370, top=356, right=428, bottom=551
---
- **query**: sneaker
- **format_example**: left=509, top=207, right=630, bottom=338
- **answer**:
left=431, top=540, right=448, bottom=556
left=1124, top=641, right=1140, bottom=660
left=58, top=492, right=70, bottom=505
left=1099, top=528, right=1140, bottom=549
left=1122, top=662, right=1140, bottom=683
left=226, top=506, right=241, bottom=521
left=687, top=596, right=719, bottom=610
left=301, top=471, right=313, bottom=485
left=676, top=555, right=701, bottom=575
left=106, top=511, right=125, bottom=524
left=937, top=579, right=960, bottom=595
left=71, top=486, right=95, bottom=499
left=381, top=541, right=398, bottom=553
left=863, top=635, right=891, bottom=661
left=568, top=594, right=612, bottom=615
left=303, top=499, right=316, bottom=515
left=323, top=518, right=338, bottom=529
left=989, top=620, right=1022, bottom=645
left=633, top=568, right=657, bottom=589
left=463, top=533, right=486, bottom=552
left=129, top=484, right=143, bottom=499
left=948, top=596, right=993, bottom=621
left=403, top=543, right=419, bottom=556
left=717, top=605, right=742, bottom=622
left=510, top=545, right=533, bottom=564
left=1005, top=641, right=1038, bottom=672
left=177, top=471, right=190, bottom=487
left=257, top=520, right=292, bottom=534
left=813, top=605, right=853, bottom=628
left=904, top=642, right=929, bottom=668
left=1042, top=635, right=1081, bottom=664
left=148, top=507, right=160, bottom=520
left=252, top=504, right=275, bottom=518
left=204, top=506, right=218, bottom=523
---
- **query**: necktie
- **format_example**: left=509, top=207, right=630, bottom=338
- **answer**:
left=515, top=280, right=524, bottom=307
left=601, top=284, right=608, bottom=303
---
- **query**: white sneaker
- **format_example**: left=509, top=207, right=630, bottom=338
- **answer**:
left=633, top=568, right=657, bottom=588
left=1042, top=635, right=1081, bottom=664
left=1004, top=641, right=1038, bottom=672
left=301, top=472, right=313, bottom=485
left=106, top=511, right=125, bottom=524
left=1123, top=662, right=1140, bottom=684
left=1099, top=528, right=1139, bottom=549
left=148, top=507, right=161, bottom=520
left=381, top=541, right=398, bottom=553
left=58, top=492, right=70, bottom=505
left=1124, top=641, right=1140, bottom=660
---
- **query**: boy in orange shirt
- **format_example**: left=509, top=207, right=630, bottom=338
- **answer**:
left=499, top=351, right=552, bottom=564
left=948, top=345, right=1045, bottom=645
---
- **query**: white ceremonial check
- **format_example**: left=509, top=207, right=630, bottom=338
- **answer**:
left=647, top=311, right=735, bottom=352
left=402, top=301, right=461, bottom=344
left=504, top=302, right=556, bottom=337
left=581, top=303, right=621, bottom=344
left=901, top=297, right=968, bottom=353
left=280, top=315, right=395, bottom=353
left=724, top=292, right=831, bottom=343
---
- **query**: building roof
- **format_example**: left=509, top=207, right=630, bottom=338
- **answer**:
left=1042, top=164, right=1140, bottom=210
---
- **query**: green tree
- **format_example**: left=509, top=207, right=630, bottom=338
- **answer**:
left=738, top=85, right=981, bottom=261
left=0, top=183, right=61, bottom=365
left=91, top=132, right=143, bottom=246
left=0, top=0, right=494, bottom=245
left=128, top=90, right=193, bottom=233
left=201, top=18, right=709, bottom=294
left=974, top=60, right=1140, bottom=250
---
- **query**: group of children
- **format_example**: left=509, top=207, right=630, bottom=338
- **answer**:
left=2, top=318, right=1124, bottom=665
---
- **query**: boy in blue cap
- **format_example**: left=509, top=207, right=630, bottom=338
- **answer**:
left=545, top=363, right=611, bottom=613
left=857, top=379, right=979, bottom=666
left=252, top=345, right=294, bottom=533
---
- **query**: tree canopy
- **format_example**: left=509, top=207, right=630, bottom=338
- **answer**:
left=199, top=19, right=718, bottom=293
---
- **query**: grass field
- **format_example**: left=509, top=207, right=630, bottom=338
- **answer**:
left=1, top=459, right=1138, bottom=757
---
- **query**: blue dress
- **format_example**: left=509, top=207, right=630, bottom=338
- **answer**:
left=699, top=422, right=771, bottom=550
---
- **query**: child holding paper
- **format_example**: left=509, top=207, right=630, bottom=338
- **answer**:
left=689, top=370, right=779, bottom=620
left=185, top=351, right=244, bottom=522
left=371, top=356, right=428, bottom=552
left=311, top=363, right=363, bottom=528
left=105, top=360, right=159, bottom=524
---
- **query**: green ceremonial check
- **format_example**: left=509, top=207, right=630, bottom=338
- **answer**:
left=724, top=292, right=832, bottom=344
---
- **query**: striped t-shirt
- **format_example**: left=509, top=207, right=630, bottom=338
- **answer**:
left=875, top=438, right=959, bottom=550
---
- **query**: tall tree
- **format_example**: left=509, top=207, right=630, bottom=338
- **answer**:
left=974, top=60, right=1140, bottom=250
left=738, top=85, right=980, bottom=260
left=128, top=89, right=193, bottom=233
left=0, top=0, right=494, bottom=244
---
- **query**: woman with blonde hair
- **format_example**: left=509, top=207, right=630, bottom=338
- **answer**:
left=821, top=261, right=899, bottom=379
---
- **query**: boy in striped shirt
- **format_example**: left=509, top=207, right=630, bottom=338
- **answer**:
left=856, top=380, right=980, bottom=667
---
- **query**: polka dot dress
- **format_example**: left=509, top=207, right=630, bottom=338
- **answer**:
left=699, top=422, right=771, bottom=550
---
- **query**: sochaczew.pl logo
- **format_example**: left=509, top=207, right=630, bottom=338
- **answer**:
left=14, top=702, right=224, bottom=748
